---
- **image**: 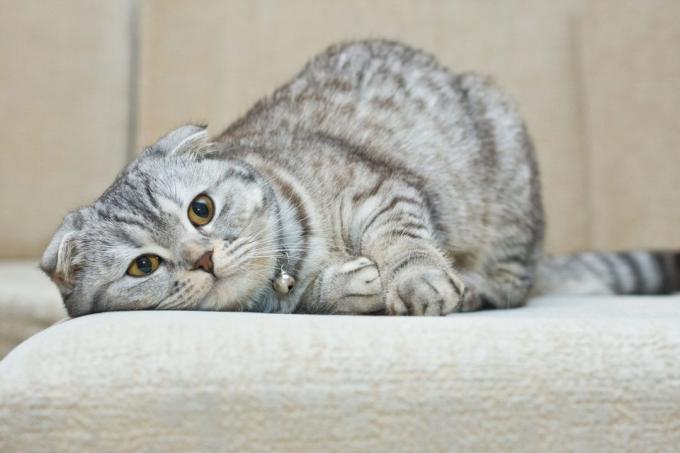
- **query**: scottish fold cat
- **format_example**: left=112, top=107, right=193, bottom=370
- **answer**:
left=41, top=40, right=680, bottom=317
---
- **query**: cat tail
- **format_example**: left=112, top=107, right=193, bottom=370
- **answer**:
left=531, top=250, right=680, bottom=296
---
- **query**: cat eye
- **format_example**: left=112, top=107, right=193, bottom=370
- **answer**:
left=127, top=254, right=161, bottom=277
left=188, top=194, right=215, bottom=226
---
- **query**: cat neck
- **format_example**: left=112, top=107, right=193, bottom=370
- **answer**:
left=239, top=155, right=311, bottom=312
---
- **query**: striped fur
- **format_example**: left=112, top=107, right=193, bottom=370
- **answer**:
left=41, top=40, right=678, bottom=317
left=533, top=251, right=680, bottom=297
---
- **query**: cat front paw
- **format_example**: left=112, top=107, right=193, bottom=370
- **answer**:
left=386, top=265, right=465, bottom=316
left=315, top=256, right=384, bottom=314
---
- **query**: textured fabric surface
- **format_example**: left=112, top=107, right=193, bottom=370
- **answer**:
left=1, top=297, right=679, bottom=452
left=0, top=261, right=66, bottom=358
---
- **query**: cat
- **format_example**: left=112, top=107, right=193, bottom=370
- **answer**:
left=41, top=40, right=680, bottom=317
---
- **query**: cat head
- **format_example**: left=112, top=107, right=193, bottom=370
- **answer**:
left=41, top=125, right=283, bottom=317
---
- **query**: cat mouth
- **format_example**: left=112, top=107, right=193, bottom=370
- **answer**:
left=197, top=281, right=245, bottom=311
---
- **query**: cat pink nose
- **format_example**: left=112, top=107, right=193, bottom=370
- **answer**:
left=193, top=251, right=214, bottom=275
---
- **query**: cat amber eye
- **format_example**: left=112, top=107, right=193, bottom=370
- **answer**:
left=127, top=254, right=161, bottom=277
left=188, top=194, right=215, bottom=226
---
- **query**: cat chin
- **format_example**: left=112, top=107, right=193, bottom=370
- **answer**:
left=195, top=276, right=262, bottom=312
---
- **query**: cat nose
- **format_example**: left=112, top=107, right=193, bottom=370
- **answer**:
left=193, top=251, right=214, bottom=275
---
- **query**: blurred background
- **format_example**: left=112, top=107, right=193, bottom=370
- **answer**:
left=1, top=0, right=679, bottom=260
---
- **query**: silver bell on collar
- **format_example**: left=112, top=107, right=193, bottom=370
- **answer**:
left=273, top=270, right=296, bottom=295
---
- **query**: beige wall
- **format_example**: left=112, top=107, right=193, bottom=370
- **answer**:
left=1, top=0, right=678, bottom=258
left=579, top=0, right=680, bottom=250
left=0, top=0, right=134, bottom=257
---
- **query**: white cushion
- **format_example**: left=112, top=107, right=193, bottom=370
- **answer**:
left=1, top=296, right=679, bottom=451
left=0, top=261, right=66, bottom=357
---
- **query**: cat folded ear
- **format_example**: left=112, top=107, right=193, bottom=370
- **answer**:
left=40, top=211, right=84, bottom=297
left=153, top=124, right=210, bottom=155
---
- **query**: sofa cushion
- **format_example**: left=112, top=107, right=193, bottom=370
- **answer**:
left=1, top=296, right=679, bottom=452
left=0, top=261, right=66, bottom=358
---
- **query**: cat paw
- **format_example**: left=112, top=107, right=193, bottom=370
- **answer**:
left=320, top=257, right=384, bottom=314
left=457, top=285, right=483, bottom=312
left=386, top=266, right=465, bottom=316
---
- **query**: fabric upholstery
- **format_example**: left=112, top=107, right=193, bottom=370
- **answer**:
left=0, top=261, right=66, bottom=358
left=2, top=296, right=679, bottom=452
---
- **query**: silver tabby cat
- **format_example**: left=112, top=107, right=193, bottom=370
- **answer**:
left=42, top=40, right=680, bottom=317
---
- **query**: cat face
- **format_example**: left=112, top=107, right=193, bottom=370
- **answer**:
left=41, top=125, right=282, bottom=317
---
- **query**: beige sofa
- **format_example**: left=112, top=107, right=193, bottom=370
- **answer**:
left=1, top=1, right=679, bottom=451
left=2, top=297, right=680, bottom=452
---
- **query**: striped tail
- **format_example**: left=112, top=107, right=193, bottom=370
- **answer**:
left=532, top=250, right=680, bottom=296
